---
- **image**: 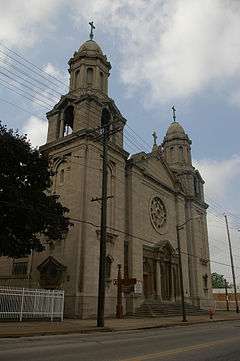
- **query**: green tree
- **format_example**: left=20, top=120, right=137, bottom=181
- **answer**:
left=211, top=272, right=228, bottom=288
left=0, top=123, right=70, bottom=257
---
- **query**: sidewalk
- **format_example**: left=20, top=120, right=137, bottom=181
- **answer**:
left=0, top=311, right=239, bottom=338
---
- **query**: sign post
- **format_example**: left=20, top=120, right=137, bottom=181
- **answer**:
left=114, top=265, right=137, bottom=319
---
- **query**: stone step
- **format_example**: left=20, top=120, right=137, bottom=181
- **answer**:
left=133, top=302, right=208, bottom=318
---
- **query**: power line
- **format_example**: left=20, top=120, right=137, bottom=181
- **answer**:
left=0, top=42, right=238, bottom=231
left=0, top=97, right=44, bottom=118
left=0, top=64, right=59, bottom=102
left=0, top=56, right=64, bottom=96
left=0, top=79, right=49, bottom=110
left=0, top=70, right=56, bottom=107
left=0, top=43, right=68, bottom=89
left=69, top=218, right=240, bottom=271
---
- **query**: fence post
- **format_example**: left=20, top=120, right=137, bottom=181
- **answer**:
left=20, top=288, right=25, bottom=322
left=51, top=290, right=54, bottom=322
left=61, top=292, right=64, bottom=322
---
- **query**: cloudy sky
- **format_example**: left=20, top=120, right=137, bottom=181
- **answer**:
left=0, top=0, right=240, bottom=282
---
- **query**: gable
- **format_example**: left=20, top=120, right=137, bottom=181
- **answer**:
left=143, top=155, right=177, bottom=191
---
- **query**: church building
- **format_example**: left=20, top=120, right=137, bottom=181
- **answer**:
left=0, top=32, right=213, bottom=318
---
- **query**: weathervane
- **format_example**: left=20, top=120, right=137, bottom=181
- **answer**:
left=89, top=21, right=95, bottom=40
left=172, top=105, right=176, bottom=122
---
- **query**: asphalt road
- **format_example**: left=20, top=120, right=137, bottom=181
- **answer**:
left=0, top=321, right=240, bottom=361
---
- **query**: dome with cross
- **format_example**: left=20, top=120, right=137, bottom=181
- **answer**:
left=78, top=40, right=103, bottom=55
left=166, top=122, right=185, bottom=137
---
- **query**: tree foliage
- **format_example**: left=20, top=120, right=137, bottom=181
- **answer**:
left=211, top=272, right=228, bottom=288
left=0, top=123, right=70, bottom=257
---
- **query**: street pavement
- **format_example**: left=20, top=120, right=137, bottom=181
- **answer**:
left=0, top=321, right=240, bottom=360
left=0, top=311, right=239, bottom=338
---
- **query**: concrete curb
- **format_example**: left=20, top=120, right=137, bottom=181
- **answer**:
left=0, top=317, right=239, bottom=338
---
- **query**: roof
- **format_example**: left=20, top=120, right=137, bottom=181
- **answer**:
left=166, top=121, right=185, bottom=136
left=78, top=40, right=103, bottom=55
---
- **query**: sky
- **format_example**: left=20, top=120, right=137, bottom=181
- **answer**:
left=0, top=0, right=240, bottom=283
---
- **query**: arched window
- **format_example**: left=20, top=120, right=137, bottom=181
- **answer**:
left=75, top=70, right=80, bottom=89
left=170, top=147, right=174, bottom=162
left=179, top=146, right=184, bottom=162
left=101, top=108, right=111, bottom=130
left=64, top=106, right=74, bottom=136
left=60, top=169, right=64, bottom=184
left=86, top=67, right=93, bottom=85
left=100, top=71, right=104, bottom=91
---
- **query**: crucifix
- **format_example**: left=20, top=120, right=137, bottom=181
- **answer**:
left=172, top=105, right=176, bottom=122
left=152, top=130, right=157, bottom=146
left=89, top=21, right=95, bottom=40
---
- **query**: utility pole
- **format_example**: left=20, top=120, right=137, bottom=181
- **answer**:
left=97, top=111, right=110, bottom=327
left=176, top=225, right=187, bottom=322
left=224, top=278, right=229, bottom=311
left=116, top=264, right=123, bottom=319
left=224, top=214, right=239, bottom=313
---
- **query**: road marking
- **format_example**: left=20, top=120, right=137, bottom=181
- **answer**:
left=120, top=335, right=240, bottom=361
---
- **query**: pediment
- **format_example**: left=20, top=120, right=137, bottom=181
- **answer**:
left=37, top=256, right=66, bottom=273
left=155, top=240, right=176, bottom=257
left=144, top=155, right=179, bottom=191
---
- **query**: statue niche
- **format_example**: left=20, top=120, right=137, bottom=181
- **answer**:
left=37, top=256, right=66, bottom=290
left=63, top=106, right=74, bottom=136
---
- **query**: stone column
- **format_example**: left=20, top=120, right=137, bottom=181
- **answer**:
left=156, top=261, right=162, bottom=300
left=59, top=113, right=65, bottom=138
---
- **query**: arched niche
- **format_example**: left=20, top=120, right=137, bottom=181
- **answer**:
left=101, top=107, right=111, bottom=129
left=86, top=67, right=93, bottom=85
left=63, top=105, right=74, bottom=136
left=75, top=70, right=80, bottom=89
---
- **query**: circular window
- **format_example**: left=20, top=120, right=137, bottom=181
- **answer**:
left=150, top=197, right=167, bottom=231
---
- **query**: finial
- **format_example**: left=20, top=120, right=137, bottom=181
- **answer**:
left=172, top=105, right=176, bottom=122
left=89, top=21, right=95, bottom=40
left=152, top=131, right=157, bottom=146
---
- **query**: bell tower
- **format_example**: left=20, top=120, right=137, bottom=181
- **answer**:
left=39, top=26, right=127, bottom=318
left=44, top=25, right=124, bottom=148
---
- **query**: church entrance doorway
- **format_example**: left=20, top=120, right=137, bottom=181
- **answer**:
left=143, top=258, right=155, bottom=299
left=161, top=262, right=172, bottom=301
left=143, top=274, right=149, bottom=298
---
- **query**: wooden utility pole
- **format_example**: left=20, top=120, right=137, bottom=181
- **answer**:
left=224, top=278, right=229, bottom=311
left=97, top=111, right=110, bottom=327
left=224, top=214, right=239, bottom=313
left=116, top=264, right=123, bottom=319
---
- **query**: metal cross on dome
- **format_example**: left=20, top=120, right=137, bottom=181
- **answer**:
left=172, top=105, right=176, bottom=122
left=89, top=21, right=95, bottom=40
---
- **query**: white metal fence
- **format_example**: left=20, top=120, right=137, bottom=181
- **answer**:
left=0, top=287, right=64, bottom=321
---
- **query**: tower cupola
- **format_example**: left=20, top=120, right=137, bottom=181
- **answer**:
left=68, top=38, right=111, bottom=96
left=162, top=109, right=192, bottom=167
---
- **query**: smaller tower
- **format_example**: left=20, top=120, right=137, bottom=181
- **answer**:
left=162, top=121, right=192, bottom=168
left=162, top=115, right=205, bottom=201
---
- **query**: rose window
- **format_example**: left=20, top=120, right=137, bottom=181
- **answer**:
left=150, top=197, right=167, bottom=230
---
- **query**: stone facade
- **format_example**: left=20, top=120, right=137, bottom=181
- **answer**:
left=0, top=38, right=213, bottom=318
